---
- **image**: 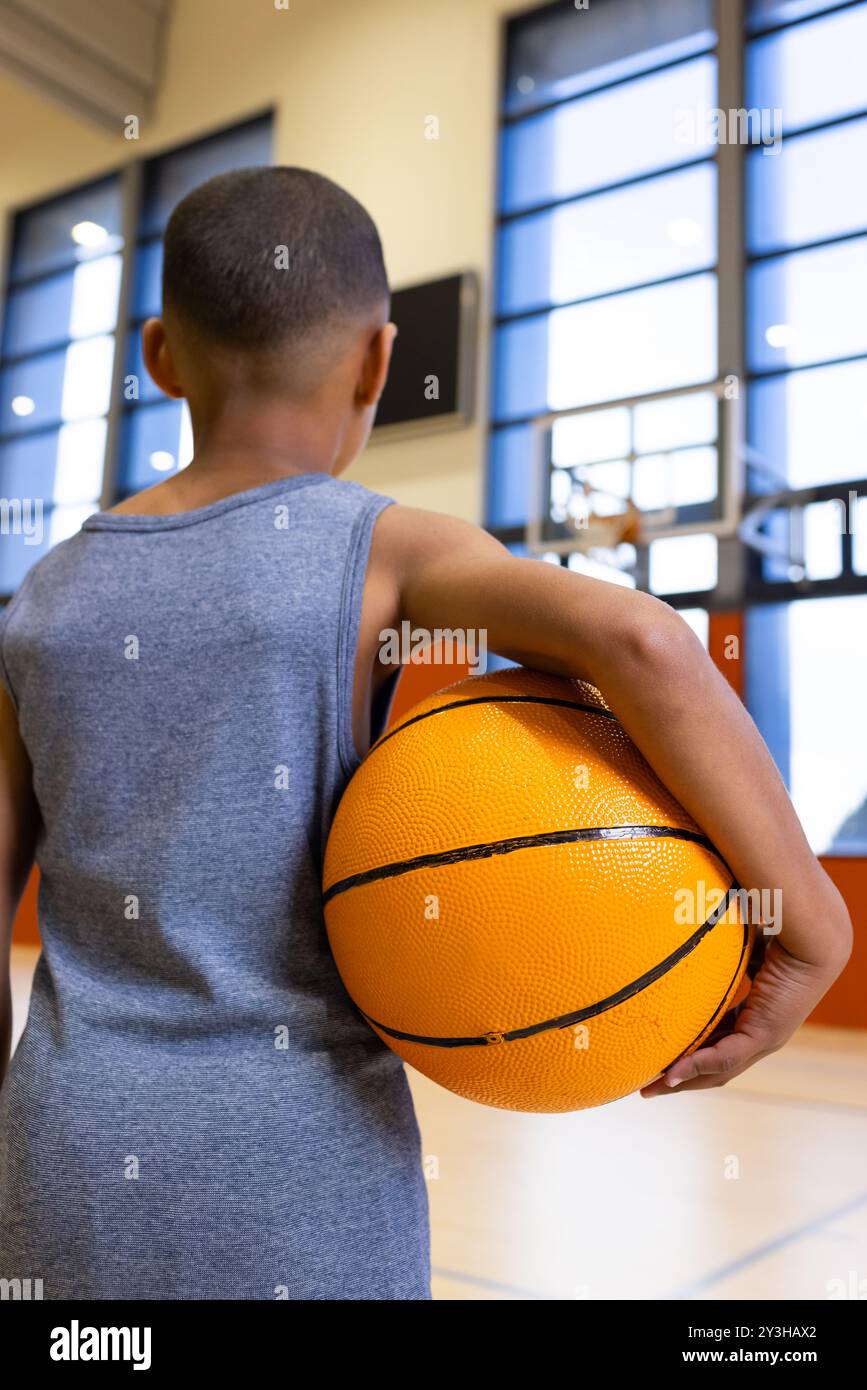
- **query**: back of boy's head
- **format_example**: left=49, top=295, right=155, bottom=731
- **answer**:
left=162, top=166, right=390, bottom=391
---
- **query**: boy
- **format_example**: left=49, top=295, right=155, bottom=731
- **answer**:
left=0, top=167, right=852, bottom=1300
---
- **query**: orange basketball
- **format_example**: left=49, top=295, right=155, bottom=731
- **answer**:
left=323, top=666, right=752, bottom=1112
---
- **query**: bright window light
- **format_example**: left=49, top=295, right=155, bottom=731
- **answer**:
left=667, top=216, right=702, bottom=246
left=149, top=450, right=175, bottom=472
left=676, top=607, right=710, bottom=647
left=178, top=402, right=194, bottom=469
left=60, top=336, right=115, bottom=421
left=765, top=323, right=796, bottom=348
left=649, top=533, right=718, bottom=594
left=69, top=255, right=122, bottom=339
left=70, top=220, right=108, bottom=248
left=54, top=420, right=107, bottom=504
left=803, top=499, right=844, bottom=580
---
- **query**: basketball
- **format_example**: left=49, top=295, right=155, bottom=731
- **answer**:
left=323, top=666, right=753, bottom=1113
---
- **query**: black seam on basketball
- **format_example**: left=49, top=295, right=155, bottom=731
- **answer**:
left=367, top=693, right=616, bottom=756
left=322, top=824, right=723, bottom=905
left=354, top=885, right=741, bottom=1048
left=655, top=917, right=752, bottom=1074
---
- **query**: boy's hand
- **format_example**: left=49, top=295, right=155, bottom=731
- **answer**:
left=639, top=931, right=851, bottom=1097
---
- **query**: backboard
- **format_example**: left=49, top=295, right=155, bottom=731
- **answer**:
left=525, top=380, right=746, bottom=575
left=524, top=378, right=816, bottom=589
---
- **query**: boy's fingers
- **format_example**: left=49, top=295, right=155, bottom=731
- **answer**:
left=639, top=1030, right=772, bottom=1098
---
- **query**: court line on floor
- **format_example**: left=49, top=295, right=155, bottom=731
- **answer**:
left=432, top=1265, right=550, bottom=1299
left=668, top=1186, right=867, bottom=1300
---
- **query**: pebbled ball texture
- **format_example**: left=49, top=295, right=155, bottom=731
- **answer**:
left=323, top=667, right=752, bottom=1112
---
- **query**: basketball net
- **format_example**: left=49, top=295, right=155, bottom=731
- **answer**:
left=564, top=479, right=644, bottom=561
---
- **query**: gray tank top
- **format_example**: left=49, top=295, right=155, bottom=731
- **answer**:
left=0, top=471, right=430, bottom=1300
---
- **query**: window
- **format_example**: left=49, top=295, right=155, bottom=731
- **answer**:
left=0, top=113, right=272, bottom=594
left=743, top=0, right=867, bottom=851
left=0, top=176, right=123, bottom=589
left=492, top=0, right=867, bottom=851
left=747, top=596, right=867, bottom=854
left=490, top=0, right=721, bottom=603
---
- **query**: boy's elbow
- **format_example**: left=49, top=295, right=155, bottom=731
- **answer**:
left=619, top=595, right=701, bottom=680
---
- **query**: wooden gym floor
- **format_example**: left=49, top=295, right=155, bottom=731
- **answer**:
left=10, top=944, right=867, bottom=1301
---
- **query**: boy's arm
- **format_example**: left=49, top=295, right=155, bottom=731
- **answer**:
left=0, top=686, right=40, bottom=1088
left=371, top=506, right=852, bottom=1092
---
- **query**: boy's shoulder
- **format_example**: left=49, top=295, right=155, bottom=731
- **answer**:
left=1, top=527, right=91, bottom=627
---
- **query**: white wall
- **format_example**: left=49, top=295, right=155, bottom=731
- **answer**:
left=0, top=0, right=546, bottom=519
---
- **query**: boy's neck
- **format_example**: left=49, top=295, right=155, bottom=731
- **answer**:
left=109, top=397, right=348, bottom=514
left=190, top=394, right=344, bottom=477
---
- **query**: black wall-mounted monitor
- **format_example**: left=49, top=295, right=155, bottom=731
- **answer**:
left=372, top=271, right=478, bottom=440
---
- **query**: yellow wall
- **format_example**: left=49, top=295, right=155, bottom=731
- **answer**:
left=0, top=0, right=544, bottom=519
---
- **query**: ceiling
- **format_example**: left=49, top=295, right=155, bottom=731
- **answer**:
left=0, top=0, right=172, bottom=131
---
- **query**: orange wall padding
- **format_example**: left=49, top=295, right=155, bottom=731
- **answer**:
left=11, top=649, right=865, bottom=1029
left=709, top=611, right=744, bottom=698
left=810, top=857, right=867, bottom=1031
left=12, top=862, right=40, bottom=947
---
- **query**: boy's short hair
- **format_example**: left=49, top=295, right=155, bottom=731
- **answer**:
left=162, top=166, right=390, bottom=352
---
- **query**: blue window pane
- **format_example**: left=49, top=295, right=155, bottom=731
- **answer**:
left=2, top=256, right=122, bottom=358
left=749, top=360, right=867, bottom=487
left=504, top=0, right=714, bottom=114
left=131, top=237, right=163, bottom=321
left=1, top=349, right=67, bottom=434
left=492, top=319, right=550, bottom=422
left=748, top=596, right=867, bottom=853
left=747, top=0, right=857, bottom=33
left=748, top=236, right=867, bottom=371
left=0, top=337, right=115, bottom=435
left=140, top=116, right=272, bottom=236
left=0, top=419, right=104, bottom=506
left=495, top=273, right=717, bottom=421
left=119, top=402, right=186, bottom=492
left=0, top=430, right=64, bottom=502
left=9, top=176, right=122, bottom=283
left=747, top=6, right=867, bottom=136
left=486, top=425, right=535, bottom=529
left=3, top=276, right=76, bottom=357
left=498, top=163, right=716, bottom=314
left=747, top=118, right=867, bottom=254
left=500, top=56, right=716, bottom=214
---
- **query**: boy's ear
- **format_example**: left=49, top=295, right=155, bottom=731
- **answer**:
left=356, top=321, right=397, bottom=408
left=141, top=318, right=185, bottom=400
